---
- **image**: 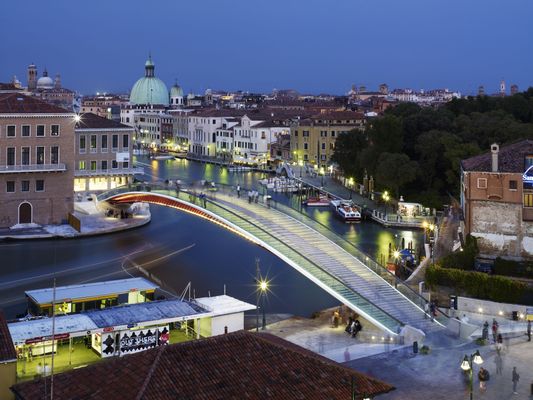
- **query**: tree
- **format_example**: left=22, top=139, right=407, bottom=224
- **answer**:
left=375, top=152, right=418, bottom=197
left=331, top=129, right=367, bottom=179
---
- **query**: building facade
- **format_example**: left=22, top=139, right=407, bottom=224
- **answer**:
left=290, top=111, right=365, bottom=167
left=0, top=93, right=75, bottom=227
left=74, top=113, right=140, bottom=193
left=461, top=141, right=533, bottom=260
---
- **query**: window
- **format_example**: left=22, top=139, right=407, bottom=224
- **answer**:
left=524, top=193, right=533, bottom=207
left=303, top=131, right=309, bottom=137
left=122, top=134, right=129, bottom=148
left=22, top=125, right=30, bottom=137
left=294, top=130, right=298, bottom=137
left=79, top=135, right=86, bottom=153
left=101, top=135, right=108, bottom=152
left=6, top=181, right=15, bottom=193
left=101, top=160, right=108, bottom=170
left=50, top=146, right=59, bottom=164
left=50, top=125, right=60, bottom=136
left=303, top=143, right=308, bottom=150
left=320, top=131, right=327, bottom=137
left=303, top=154, right=308, bottom=161
left=321, top=154, right=326, bottom=160
left=36, top=125, right=45, bottom=137
left=90, top=135, right=97, bottom=153
left=331, top=131, right=336, bottom=137
left=477, top=178, right=487, bottom=189
left=509, top=180, right=518, bottom=190
left=123, top=161, right=129, bottom=168
left=7, top=147, right=15, bottom=165
left=90, top=161, right=97, bottom=171
left=36, top=147, right=44, bottom=164
left=525, top=155, right=533, bottom=169
left=21, top=147, right=30, bottom=165
left=35, top=180, right=44, bottom=192
left=112, top=135, right=118, bottom=150
left=79, top=161, right=86, bottom=170
left=112, top=160, right=118, bottom=169
left=321, top=143, right=326, bottom=150
left=21, top=180, right=30, bottom=192
left=7, top=125, right=15, bottom=137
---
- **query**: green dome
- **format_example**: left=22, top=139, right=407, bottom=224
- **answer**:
left=170, top=83, right=183, bottom=97
left=130, top=57, right=169, bottom=106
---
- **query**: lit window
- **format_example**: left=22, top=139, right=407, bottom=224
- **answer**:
left=477, top=178, right=487, bottom=189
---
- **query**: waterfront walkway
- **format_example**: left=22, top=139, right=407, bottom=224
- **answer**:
left=100, top=183, right=444, bottom=336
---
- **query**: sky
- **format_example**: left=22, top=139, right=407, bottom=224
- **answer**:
left=1, top=0, right=532, bottom=96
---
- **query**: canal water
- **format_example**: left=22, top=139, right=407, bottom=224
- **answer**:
left=0, top=156, right=422, bottom=319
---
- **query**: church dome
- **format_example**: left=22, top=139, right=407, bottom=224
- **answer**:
left=130, top=56, right=169, bottom=106
left=37, top=69, right=54, bottom=89
left=170, top=83, right=183, bottom=98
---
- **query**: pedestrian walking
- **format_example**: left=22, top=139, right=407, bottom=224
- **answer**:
left=492, top=318, right=499, bottom=343
left=512, top=366, right=520, bottom=394
left=237, top=185, right=241, bottom=198
left=527, top=320, right=531, bottom=342
left=478, top=367, right=489, bottom=391
left=494, top=353, right=503, bottom=375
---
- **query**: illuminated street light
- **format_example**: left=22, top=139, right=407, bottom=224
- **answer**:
left=73, top=114, right=81, bottom=123
left=460, top=350, right=483, bottom=400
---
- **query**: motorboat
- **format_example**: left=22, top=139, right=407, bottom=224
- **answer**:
left=151, top=153, right=175, bottom=160
left=330, top=199, right=361, bottom=222
left=228, top=165, right=252, bottom=172
left=303, top=195, right=330, bottom=207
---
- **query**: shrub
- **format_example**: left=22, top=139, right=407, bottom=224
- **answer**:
left=425, top=265, right=533, bottom=305
left=439, top=235, right=478, bottom=270
left=420, top=345, right=431, bottom=355
left=493, top=257, right=533, bottom=279
left=475, top=338, right=487, bottom=346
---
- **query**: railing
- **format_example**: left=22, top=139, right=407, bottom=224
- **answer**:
left=0, top=163, right=66, bottom=173
left=98, top=183, right=403, bottom=333
left=74, top=167, right=144, bottom=177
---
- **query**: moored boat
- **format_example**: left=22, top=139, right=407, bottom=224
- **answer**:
left=330, top=199, right=361, bottom=222
left=303, top=195, right=330, bottom=207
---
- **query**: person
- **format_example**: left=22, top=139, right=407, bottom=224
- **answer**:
left=429, top=301, right=436, bottom=320
left=352, top=320, right=362, bottom=338
left=27, top=346, right=33, bottom=362
left=482, top=321, right=489, bottom=341
left=345, top=316, right=354, bottom=334
left=237, top=184, right=241, bottom=198
left=512, top=366, right=520, bottom=394
left=36, top=362, right=43, bottom=376
left=492, top=319, right=499, bottom=343
left=527, top=320, right=531, bottom=342
left=478, top=367, right=489, bottom=390
left=495, top=353, right=503, bottom=375
left=333, top=309, right=340, bottom=328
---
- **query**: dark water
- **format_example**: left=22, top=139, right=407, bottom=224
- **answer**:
left=0, top=156, right=422, bottom=319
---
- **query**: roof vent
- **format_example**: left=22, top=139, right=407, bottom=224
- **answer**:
left=491, top=143, right=499, bottom=173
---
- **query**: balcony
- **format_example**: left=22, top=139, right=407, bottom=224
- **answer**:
left=0, top=163, right=66, bottom=174
left=74, top=167, right=144, bottom=177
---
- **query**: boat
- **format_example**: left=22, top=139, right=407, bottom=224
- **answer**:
left=303, top=195, right=330, bottom=207
left=227, top=165, right=252, bottom=172
left=330, top=199, right=361, bottom=222
left=151, top=154, right=175, bottom=160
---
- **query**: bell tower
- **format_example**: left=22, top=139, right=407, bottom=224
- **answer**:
left=27, top=63, right=37, bottom=90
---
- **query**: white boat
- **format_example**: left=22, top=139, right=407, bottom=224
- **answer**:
left=228, top=165, right=252, bottom=172
left=303, top=195, right=330, bottom=207
left=330, top=199, right=361, bottom=222
left=152, top=154, right=175, bottom=160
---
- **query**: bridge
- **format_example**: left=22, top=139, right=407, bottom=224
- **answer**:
left=98, top=182, right=445, bottom=336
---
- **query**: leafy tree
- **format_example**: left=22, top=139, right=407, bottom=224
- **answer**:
left=375, top=152, right=418, bottom=197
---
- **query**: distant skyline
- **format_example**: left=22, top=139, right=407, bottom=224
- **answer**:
left=1, top=0, right=532, bottom=96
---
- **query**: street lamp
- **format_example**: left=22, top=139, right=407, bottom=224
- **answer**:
left=348, top=177, right=354, bottom=199
left=382, top=191, right=390, bottom=217
left=319, top=167, right=325, bottom=188
left=259, top=279, right=268, bottom=330
left=460, top=350, right=483, bottom=400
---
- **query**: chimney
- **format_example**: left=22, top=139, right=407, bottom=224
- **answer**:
left=491, top=143, right=499, bottom=172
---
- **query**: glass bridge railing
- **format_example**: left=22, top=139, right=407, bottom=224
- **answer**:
left=98, top=183, right=403, bottom=334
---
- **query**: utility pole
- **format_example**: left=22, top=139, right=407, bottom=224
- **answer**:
left=255, top=258, right=260, bottom=332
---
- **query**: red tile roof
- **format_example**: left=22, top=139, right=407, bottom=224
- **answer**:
left=12, top=331, right=393, bottom=400
left=0, top=93, right=73, bottom=114
left=76, top=112, right=131, bottom=130
left=0, top=311, right=16, bottom=362
left=461, top=140, right=533, bottom=172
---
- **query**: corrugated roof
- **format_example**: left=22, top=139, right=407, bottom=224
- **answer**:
left=84, top=299, right=206, bottom=328
left=8, top=314, right=98, bottom=345
left=11, top=331, right=394, bottom=399
left=25, top=277, right=158, bottom=305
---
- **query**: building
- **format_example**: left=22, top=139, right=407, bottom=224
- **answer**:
left=290, top=111, right=365, bottom=167
left=74, top=113, right=140, bottom=193
left=10, top=330, right=393, bottom=400
left=461, top=140, right=533, bottom=260
left=129, top=56, right=169, bottom=106
left=0, top=312, right=16, bottom=400
left=26, top=64, right=75, bottom=110
left=80, top=94, right=126, bottom=120
left=0, top=93, right=75, bottom=227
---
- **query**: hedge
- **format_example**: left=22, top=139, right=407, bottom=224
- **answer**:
left=493, top=257, right=533, bottom=279
left=426, top=265, right=533, bottom=305
left=439, top=234, right=478, bottom=271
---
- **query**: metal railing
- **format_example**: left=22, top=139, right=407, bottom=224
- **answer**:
left=0, top=163, right=66, bottom=173
left=74, top=167, right=144, bottom=177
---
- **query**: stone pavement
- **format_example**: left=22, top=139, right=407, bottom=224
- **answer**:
left=347, top=334, right=533, bottom=399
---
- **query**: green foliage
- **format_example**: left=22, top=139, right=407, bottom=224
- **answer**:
left=425, top=265, right=533, bottom=304
left=440, top=235, right=478, bottom=270
left=475, top=338, right=487, bottom=346
left=332, top=89, right=533, bottom=207
left=420, top=345, right=431, bottom=355
left=493, top=257, right=533, bottom=279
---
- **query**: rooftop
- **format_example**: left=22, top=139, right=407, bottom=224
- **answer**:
left=25, top=277, right=159, bottom=306
left=194, top=295, right=256, bottom=315
left=0, top=93, right=73, bottom=114
left=461, top=140, right=533, bottom=173
left=11, top=331, right=394, bottom=400
left=0, top=311, right=16, bottom=362
left=75, top=112, right=131, bottom=130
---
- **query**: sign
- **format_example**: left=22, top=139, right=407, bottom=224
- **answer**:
left=116, top=152, right=130, bottom=163
left=103, top=327, right=114, bottom=333
left=119, top=326, right=169, bottom=355
left=25, top=333, right=70, bottom=345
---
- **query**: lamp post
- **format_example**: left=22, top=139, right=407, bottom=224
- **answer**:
left=460, top=350, right=483, bottom=400
left=348, top=177, right=354, bottom=199
left=259, top=280, right=268, bottom=330
left=382, top=191, right=390, bottom=218
left=319, top=167, right=325, bottom=188
left=428, top=223, right=435, bottom=265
